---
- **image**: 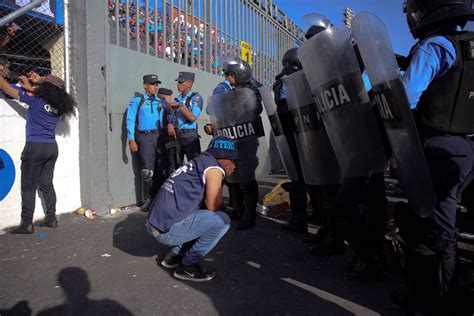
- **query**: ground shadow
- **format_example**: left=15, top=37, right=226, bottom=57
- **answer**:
left=0, top=300, right=32, bottom=316
left=37, top=267, right=132, bottom=316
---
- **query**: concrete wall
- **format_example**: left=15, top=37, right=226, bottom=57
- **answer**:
left=0, top=99, right=81, bottom=229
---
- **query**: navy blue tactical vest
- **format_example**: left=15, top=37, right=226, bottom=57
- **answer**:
left=147, top=152, right=225, bottom=232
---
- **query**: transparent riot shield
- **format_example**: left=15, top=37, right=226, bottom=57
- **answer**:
left=208, top=87, right=265, bottom=183
left=259, top=86, right=299, bottom=181
left=298, top=24, right=387, bottom=178
left=283, top=70, right=342, bottom=185
left=352, top=12, right=436, bottom=217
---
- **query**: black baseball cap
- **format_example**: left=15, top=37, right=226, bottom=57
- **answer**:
left=143, top=74, right=161, bottom=84
left=175, top=71, right=195, bottom=83
left=205, top=136, right=239, bottom=161
left=158, top=88, right=173, bottom=95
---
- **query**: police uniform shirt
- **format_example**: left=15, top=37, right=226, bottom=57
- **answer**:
left=403, top=35, right=456, bottom=109
left=147, top=152, right=225, bottom=232
left=206, top=80, right=234, bottom=115
left=126, top=92, right=166, bottom=141
left=212, top=80, right=233, bottom=96
left=175, top=90, right=203, bottom=130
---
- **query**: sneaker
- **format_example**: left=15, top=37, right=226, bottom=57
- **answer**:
left=160, top=252, right=183, bottom=269
left=173, top=263, right=215, bottom=282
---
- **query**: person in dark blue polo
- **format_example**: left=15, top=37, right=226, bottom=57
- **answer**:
left=165, top=71, right=203, bottom=167
left=391, top=0, right=474, bottom=311
left=126, top=74, right=168, bottom=211
left=147, top=136, right=237, bottom=282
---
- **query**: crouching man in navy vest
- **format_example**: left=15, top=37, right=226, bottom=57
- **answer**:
left=146, top=136, right=237, bottom=281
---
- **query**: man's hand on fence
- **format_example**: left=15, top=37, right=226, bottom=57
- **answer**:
left=27, top=71, right=43, bottom=83
left=18, top=75, right=35, bottom=92
left=129, top=140, right=138, bottom=152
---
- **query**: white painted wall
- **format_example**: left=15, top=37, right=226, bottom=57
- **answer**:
left=0, top=98, right=81, bottom=229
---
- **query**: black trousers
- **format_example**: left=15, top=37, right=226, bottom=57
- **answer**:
left=20, top=142, right=58, bottom=224
left=227, top=180, right=259, bottom=222
left=337, top=172, right=388, bottom=260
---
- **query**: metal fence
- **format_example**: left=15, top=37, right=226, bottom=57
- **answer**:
left=0, top=0, right=64, bottom=79
left=108, top=0, right=303, bottom=85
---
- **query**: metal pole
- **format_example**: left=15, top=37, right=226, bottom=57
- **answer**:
left=154, top=0, right=158, bottom=57
left=0, top=0, right=44, bottom=27
left=126, top=0, right=130, bottom=48
left=185, top=0, right=189, bottom=67
left=115, top=0, right=119, bottom=45
left=64, top=0, right=70, bottom=93
left=178, top=0, right=181, bottom=64
left=146, top=0, right=150, bottom=55
left=170, top=0, right=174, bottom=62
left=136, top=0, right=140, bottom=52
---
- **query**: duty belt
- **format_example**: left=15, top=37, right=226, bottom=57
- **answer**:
left=139, top=129, right=159, bottom=135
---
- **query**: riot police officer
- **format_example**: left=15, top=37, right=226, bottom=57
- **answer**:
left=273, top=47, right=342, bottom=247
left=298, top=14, right=390, bottom=279
left=207, top=57, right=264, bottom=230
left=126, top=74, right=168, bottom=211
left=392, top=0, right=474, bottom=311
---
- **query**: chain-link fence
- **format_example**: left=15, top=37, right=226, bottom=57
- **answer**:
left=0, top=0, right=64, bottom=80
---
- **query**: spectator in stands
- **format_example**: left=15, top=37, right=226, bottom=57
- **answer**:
left=0, top=73, right=76, bottom=234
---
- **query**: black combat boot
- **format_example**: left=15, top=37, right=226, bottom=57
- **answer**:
left=10, top=221, right=34, bottom=234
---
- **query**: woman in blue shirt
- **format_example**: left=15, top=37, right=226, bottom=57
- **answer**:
left=0, top=74, right=77, bottom=234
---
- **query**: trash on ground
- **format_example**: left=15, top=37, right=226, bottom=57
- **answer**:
left=101, top=253, right=111, bottom=257
left=109, top=208, right=120, bottom=215
left=75, top=207, right=97, bottom=219
left=256, top=202, right=290, bottom=218
left=38, top=232, right=46, bottom=238
left=262, top=180, right=290, bottom=206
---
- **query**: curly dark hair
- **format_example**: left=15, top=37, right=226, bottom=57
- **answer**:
left=36, top=82, right=77, bottom=118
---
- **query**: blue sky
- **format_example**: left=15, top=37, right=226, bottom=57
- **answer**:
left=272, top=0, right=415, bottom=55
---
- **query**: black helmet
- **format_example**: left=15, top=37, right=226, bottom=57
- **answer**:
left=404, top=0, right=474, bottom=38
left=282, top=48, right=302, bottom=70
left=222, top=55, right=252, bottom=84
left=301, top=13, right=332, bottom=39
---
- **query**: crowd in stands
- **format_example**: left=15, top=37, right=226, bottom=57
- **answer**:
left=108, top=0, right=241, bottom=73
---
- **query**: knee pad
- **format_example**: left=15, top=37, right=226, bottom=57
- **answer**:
left=141, top=169, right=154, bottom=180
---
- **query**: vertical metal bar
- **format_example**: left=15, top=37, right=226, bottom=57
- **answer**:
left=220, top=0, right=223, bottom=63
left=191, top=0, right=195, bottom=68
left=64, top=0, right=71, bottom=91
left=162, top=0, right=167, bottom=59
left=214, top=0, right=218, bottom=74
left=154, top=0, right=158, bottom=57
left=203, top=0, right=206, bottom=71
left=177, top=0, right=181, bottom=64
left=170, top=0, right=174, bottom=61
left=237, top=0, right=240, bottom=56
left=146, top=0, right=150, bottom=55
left=126, top=0, right=130, bottom=48
left=197, top=0, right=201, bottom=69
left=185, top=0, right=189, bottom=67
left=136, top=0, right=140, bottom=52
left=114, top=0, right=119, bottom=45
left=176, top=0, right=181, bottom=64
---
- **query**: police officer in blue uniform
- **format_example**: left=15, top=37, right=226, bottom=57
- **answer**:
left=126, top=74, right=168, bottom=211
left=166, top=71, right=203, bottom=165
left=147, top=136, right=237, bottom=282
left=392, top=0, right=474, bottom=311
left=212, top=73, right=234, bottom=95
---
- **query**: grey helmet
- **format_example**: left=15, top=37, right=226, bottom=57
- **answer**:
left=403, top=0, right=474, bottom=38
left=282, top=48, right=302, bottom=71
left=301, top=13, right=332, bottom=39
left=221, top=55, right=253, bottom=84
